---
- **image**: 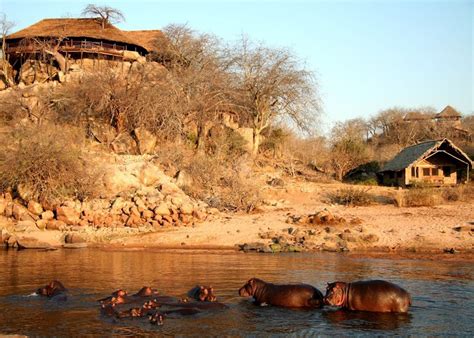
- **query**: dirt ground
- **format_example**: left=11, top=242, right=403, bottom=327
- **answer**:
left=111, top=180, right=474, bottom=259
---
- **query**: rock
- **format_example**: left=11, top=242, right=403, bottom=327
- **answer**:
left=64, top=233, right=86, bottom=244
left=0, top=198, right=6, bottom=215
left=239, top=242, right=269, bottom=253
left=111, top=132, right=136, bottom=154
left=269, top=243, right=282, bottom=253
left=175, top=170, right=193, bottom=188
left=46, top=220, right=66, bottom=231
left=154, top=204, right=170, bottom=216
left=141, top=209, right=154, bottom=219
left=36, top=219, right=47, bottom=230
left=453, top=226, right=473, bottom=233
left=15, top=220, right=37, bottom=232
left=88, top=120, right=116, bottom=145
left=1, top=228, right=10, bottom=242
left=17, top=237, right=55, bottom=250
left=111, top=197, right=127, bottom=214
left=339, top=232, right=357, bottom=242
left=235, top=127, right=253, bottom=153
left=7, top=235, right=18, bottom=247
left=12, top=204, right=29, bottom=220
left=192, top=210, right=206, bottom=221
left=41, top=210, right=55, bottom=221
left=361, top=234, right=379, bottom=243
left=28, top=201, right=43, bottom=215
left=56, top=206, right=80, bottom=225
left=180, top=203, right=194, bottom=215
left=139, top=164, right=161, bottom=187
left=133, top=128, right=156, bottom=155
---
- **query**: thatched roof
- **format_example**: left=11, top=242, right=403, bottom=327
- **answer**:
left=380, top=138, right=473, bottom=172
left=124, top=30, right=165, bottom=52
left=6, top=18, right=161, bottom=52
left=435, top=105, right=461, bottom=119
left=403, top=111, right=433, bottom=121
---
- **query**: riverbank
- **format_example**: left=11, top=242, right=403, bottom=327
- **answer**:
left=2, top=179, right=472, bottom=259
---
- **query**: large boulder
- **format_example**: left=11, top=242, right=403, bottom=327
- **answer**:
left=88, top=121, right=117, bottom=145
left=111, top=133, right=136, bottom=154
left=133, top=128, right=156, bottom=155
left=56, top=206, right=80, bottom=225
left=235, top=128, right=254, bottom=153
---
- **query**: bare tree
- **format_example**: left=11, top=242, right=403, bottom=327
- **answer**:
left=330, top=119, right=371, bottom=181
left=1, top=13, right=15, bottom=87
left=81, top=4, right=125, bottom=29
left=226, top=37, right=321, bottom=156
left=155, top=24, right=232, bottom=151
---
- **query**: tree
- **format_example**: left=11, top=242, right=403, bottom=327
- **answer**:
left=330, top=119, right=371, bottom=181
left=0, top=13, right=15, bottom=87
left=227, top=37, right=321, bottom=155
left=155, top=24, right=232, bottom=151
left=81, top=4, right=125, bottom=29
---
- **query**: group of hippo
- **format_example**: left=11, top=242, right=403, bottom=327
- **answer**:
left=35, top=277, right=411, bottom=326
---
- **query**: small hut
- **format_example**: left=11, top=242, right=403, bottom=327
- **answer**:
left=379, top=138, right=473, bottom=187
left=435, top=105, right=462, bottom=127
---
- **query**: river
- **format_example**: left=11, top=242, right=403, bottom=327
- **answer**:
left=0, top=249, right=472, bottom=336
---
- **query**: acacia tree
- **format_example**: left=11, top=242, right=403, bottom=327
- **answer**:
left=155, top=24, right=232, bottom=151
left=226, top=37, right=321, bottom=155
left=0, top=13, right=15, bottom=87
left=81, top=4, right=125, bottom=28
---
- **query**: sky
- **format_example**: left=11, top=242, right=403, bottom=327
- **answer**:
left=0, top=0, right=472, bottom=128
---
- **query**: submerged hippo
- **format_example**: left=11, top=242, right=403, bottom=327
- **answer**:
left=187, top=285, right=217, bottom=302
left=239, top=278, right=324, bottom=308
left=324, top=280, right=411, bottom=313
left=36, top=280, right=67, bottom=300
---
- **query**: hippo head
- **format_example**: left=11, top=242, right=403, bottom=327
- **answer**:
left=149, top=312, right=164, bottom=326
left=239, top=278, right=261, bottom=297
left=324, top=282, right=347, bottom=307
left=197, top=286, right=217, bottom=302
left=135, top=286, right=157, bottom=297
left=36, top=280, right=66, bottom=297
left=113, top=289, right=128, bottom=298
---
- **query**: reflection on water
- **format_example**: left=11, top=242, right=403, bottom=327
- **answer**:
left=0, top=249, right=473, bottom=336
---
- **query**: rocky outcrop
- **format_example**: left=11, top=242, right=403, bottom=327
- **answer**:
left=0, top=156, right=211, bottom=249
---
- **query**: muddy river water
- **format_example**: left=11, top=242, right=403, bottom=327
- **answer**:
left=0, top=249, right=472, bottom=336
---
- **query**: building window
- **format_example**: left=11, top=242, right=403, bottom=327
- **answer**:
left=423, top=168, right=430, bottom=176
left=432, top=168, right=439, bottom=176
left=411, top=167, right=416, bottom=177
left=398, top=171, right=404, bottom=178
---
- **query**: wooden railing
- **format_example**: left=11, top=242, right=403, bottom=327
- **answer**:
left=5, top=39, right=139, bottom=56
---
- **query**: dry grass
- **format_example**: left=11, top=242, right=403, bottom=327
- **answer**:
left=327, top=187, right=375, bottom=206
left=393, top=184, right=474, bottom=207
left=0, top=125, right=100, bottom=202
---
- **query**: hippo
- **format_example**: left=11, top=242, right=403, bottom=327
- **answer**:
left=36, top=280, right=67, bottom=300
left=238, top=278, right=324, bottom=308
left=187, top=285, right=217, bottom=302
left=98, top=289, right=128, bottom=304
left=324, top=280, right=411, bottom=313
left=133, top=286, right=159, bottom=297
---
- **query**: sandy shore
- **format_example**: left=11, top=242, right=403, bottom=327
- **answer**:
left=3, top=181, right=473, bottom=260
left=106, top=181, right=473, bottom=257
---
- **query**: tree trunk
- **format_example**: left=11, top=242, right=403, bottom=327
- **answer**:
left=252, top=129, right=261, bottom=156
left=44, top=49, right=66, bottom=73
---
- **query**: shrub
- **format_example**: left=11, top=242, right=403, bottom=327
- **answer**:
left=328, top=187, right=375, bottom=206
left=394, top=187, right=439, bottom=207
left=0, top=125, right=99, bottom=202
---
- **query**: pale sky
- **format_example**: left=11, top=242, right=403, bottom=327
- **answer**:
left=1, top=0, right=472, bottom=129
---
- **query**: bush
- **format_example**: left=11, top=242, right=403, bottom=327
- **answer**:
left=394, top=187, right=439, bottom=207
left=328, top=187, right=375, bottom=206
left=0, top=125, right=99, bottom=202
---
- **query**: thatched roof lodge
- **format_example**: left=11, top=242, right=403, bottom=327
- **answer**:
left=3, top=18, right=165, bottom=74
left=379, top=138, right=473, bottom=187
left=5, top=18, right=164, bottom=54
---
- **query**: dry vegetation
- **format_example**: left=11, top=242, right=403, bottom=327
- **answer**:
left=0, top=125, right=100, bottom=202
